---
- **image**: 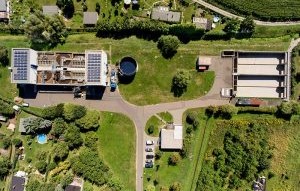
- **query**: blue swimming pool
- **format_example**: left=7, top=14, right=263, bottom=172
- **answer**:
left=37, top=134, right=47, bottom=144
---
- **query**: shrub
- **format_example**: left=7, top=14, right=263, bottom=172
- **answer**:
left=26, top=157, right=32, bottom=163
left=205, top=105, right=218, bottom=117
left=0, top=46, right=9, bottom=66
left=41, top=103, right=64, bottom=119
left=2, top=137, right=11, bottom=149
left=170, top=182, right=181, bottom=191
left=268, top=171, right=275, bottom=179
left=172, top=70, right=191, bottom=97
left=84, top=132, right=98, bottom=150
left=186, top=126, right=193, bottom=134
left=63, top=103, right=87, bottom=121
left=36, top=160, right=47, bottom=173
left=186, top=111, right=197, bottom=124
left=217, top=105, right=238, bottom=119
left=53, top=142, right=69, bottom=161
left=155, top=150, right=163, bottom=160
left=157, top=35, right=180, bottom=58
left=64, top=124, right=83, bottom=150
left=168, top=153, right=181, bottom=166
left=12, top=138, right=22, bottom=147
left=0, top=156, right=11, bottom=179
left=75, top=110, right=100, bottom=131
left=147, top=125, right=154, bottom=134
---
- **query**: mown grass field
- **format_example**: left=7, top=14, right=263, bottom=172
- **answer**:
left=0, top=34, right=291, bottom=105
left=145, top=115, right=164, bottom=137
left=205, top=0, right=300, bottom=21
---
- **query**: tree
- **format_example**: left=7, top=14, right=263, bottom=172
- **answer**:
left=171, top=70, right=191, bottom=97
left=224, top=18, right=240, bottom=36
left=23, top=117, right=52, bottom=134
left=147, top=125, right=154, bottom=134
left=63, top=103, right=87, bottom=121
left=84, top=132, right=98, bottom=150
left=42, top=103, right=64, bottom=119
left=36, top=160, right=47, bottom=173
left=145, top=184, right=155, bottom=191
left=50, top=118, right=67, bottom=138
left=60, top=171, right=74, bottom=188
left=0, top=156, right=11, bottom=179
left=0, top=46, right=9, bottom=66
left=57, top=0, right=75, bottom=18
left=186, top=111, right=197, bottom=124
left=168, top=153, right=181, bottom=165
left=64, top=124, right=83, bottom=149
left=95, top=2, right=101, bottom=14
left=155, top=150, right=163, bottom=160
left=12, top=138, right=22, bottom=147
left=53, top=142, right=69, bottom=161
left=26, top=179, right=42, bottom=191
left=239, top=16, right=255, bottom=34
left=75, top=110, right=100, bottom=131
left=217, top=105, right=238, bottom=119
left=278, top=101, right=293, bottom=116
left=24, top=11, right=68, bottom=48
left=157, top=35, right=180, bottom=58
left=170, top=182, right=181, bottom=191
left=0, top=100, right=14, bottom=116
left=2, top=137, right=11, bottom=149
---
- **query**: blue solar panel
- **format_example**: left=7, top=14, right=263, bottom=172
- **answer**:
left=87, top=53, right=102, bottom=82
left=13, top=50, right=28, bottom=81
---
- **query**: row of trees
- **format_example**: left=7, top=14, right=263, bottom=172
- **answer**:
left=224, top=16, right=256, bottom=37
left=96, top=17, right=205, bottom=43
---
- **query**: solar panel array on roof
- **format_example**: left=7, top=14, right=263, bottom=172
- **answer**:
left=13, top=50, right=28, bottom=81
left=87, top=53, right=101, bottom=83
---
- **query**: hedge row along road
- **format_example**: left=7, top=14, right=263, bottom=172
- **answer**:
left=193, top=0, right=300, bottom=26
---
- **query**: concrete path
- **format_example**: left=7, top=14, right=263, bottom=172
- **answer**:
left=193, top=0, right=300, bottom=26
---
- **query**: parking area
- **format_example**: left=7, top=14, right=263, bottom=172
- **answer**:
left=144, top=137, right=159, bottom=168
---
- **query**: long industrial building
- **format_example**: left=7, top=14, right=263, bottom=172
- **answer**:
left=232, top=51, right=290, bottom=100
left=10, top=48, right=108, bottom=87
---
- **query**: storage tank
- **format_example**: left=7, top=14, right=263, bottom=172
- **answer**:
left=118, top=57, right=138, bottom=83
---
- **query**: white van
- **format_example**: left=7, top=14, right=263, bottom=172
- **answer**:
left=146, top=140, right=154, bottom=145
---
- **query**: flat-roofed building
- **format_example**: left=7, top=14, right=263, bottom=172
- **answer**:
left=10, top=48, right=108, bottom=87
left=83, top=12, right=98, bottom=26
left=151, top=6, right=181, bottom=23
left=160, top=124, right=183, bottom=150
left=42, top=5, right=59, bottom=16
left=232, top=51, right=290, bottom=100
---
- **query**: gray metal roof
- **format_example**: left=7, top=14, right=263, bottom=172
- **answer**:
left=42, top=5, right=59, bottom=16
left=0, top=0, right=7, bottom=12
left=83, top=12, right=98, bottom=25
left=151, top=7, right=181, bottom=23
left=193, top=17, right=212, bottom=30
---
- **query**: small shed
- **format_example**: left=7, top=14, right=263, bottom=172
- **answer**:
left=42, top=5, right=59, bottom=16
left=193, top=17, right=212, bottom=30
left=83, top=12, right=98, bottom=26
left=197, top=56, right=212, bottom=71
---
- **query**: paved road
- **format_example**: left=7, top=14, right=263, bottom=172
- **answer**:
left=193, top=0, right=300, bottom=26
left=23, top=57, right=229, bottom=191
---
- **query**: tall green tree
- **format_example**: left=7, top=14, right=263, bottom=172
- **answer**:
left=171, top=70, right=191, bottom=97
left=24, top=11, right=68, bottom=48
left=75, top=110, right=100, bottom=131
left=53, top=142, right=69, bottom=161
left=239, top=16, right=255, bottom=34
left=0, top=156, right=11, bottom=179
left=64, top=124, right=83, bottom=149
left=63, top=103, right=87, bottom=121
left=57, top=0, right=75, bottom=18
left=157, top=35, right=180, bottom=58
left=0, top=46, right=9, bottom=66
left=224, top=18, right=240, bottom=36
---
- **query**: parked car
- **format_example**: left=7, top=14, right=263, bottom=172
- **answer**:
left=146, top=154, right=154, bottom=159
left=146, top=140, right=154, bottom=145
left=145, top=159, right=152, bottom=163
left=145, top=162, right=153, bottom=168
left=145, top=147, right=153, bottom=152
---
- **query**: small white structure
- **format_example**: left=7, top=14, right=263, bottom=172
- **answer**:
left=160, top=124, right=183, bottom=150
left=13, top=105, right=20, bottom=111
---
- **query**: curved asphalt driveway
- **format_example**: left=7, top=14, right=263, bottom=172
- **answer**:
left=193, top=0, right=300, bottom=26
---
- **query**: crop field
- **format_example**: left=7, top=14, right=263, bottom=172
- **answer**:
left=205, top=0, right=300, bottom=21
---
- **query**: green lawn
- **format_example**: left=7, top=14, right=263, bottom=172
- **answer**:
left=145, top=115, right=164, bottom=137
left=157, top=112, right=173, bottom=123
left=98, top=112, right=136, bottom=191
left=292, top=45, right=300, bottom=100
left=254, top=25, right=300, bottom=38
